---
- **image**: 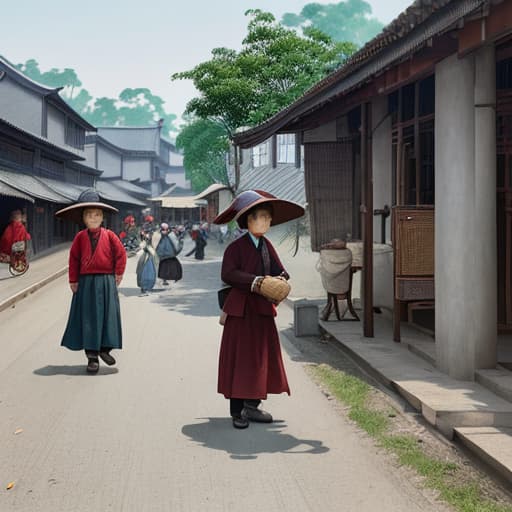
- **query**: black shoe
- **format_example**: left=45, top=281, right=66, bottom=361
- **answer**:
left=99, top=351, right=116, bottom=366
left=162, top=280, right=169, bottom=286
left=241, top=404, right=273, bottom=423
left=231, top=414, right=249, bottom=429
left=86, top=358, right=99, bottom=374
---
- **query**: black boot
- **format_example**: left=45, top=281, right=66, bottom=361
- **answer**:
left=99, top=350, right=116, bottom=366
left=86, top=357, right=99, bottom=374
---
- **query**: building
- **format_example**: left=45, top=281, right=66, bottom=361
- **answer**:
left=233, top=0, right=512, bottom=381
left=85, top=123, right=176, bottom=197
left=0, top=56, right=98, bottom=252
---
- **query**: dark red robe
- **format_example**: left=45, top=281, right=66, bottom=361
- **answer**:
left=0, top=221, right=30, bottom=255
left=217, top=233, right=290, bottom=399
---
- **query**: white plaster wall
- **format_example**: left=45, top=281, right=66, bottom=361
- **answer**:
left=97, top=145, right=122, bottom=178
left=46, top=105, right=66, bottom=147
left=0, top=77, right=42, bottom=135
left=123, top=157, right=151, bottom=182
left=372, top=95, right=392, bottom=244
left=219, top=189, right=233, bottom=212
left=84, top=144, right=96, bottom=168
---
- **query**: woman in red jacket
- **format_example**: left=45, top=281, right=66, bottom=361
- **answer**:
left=214, top=190, right=304, bottom=429
left=56, top=190, right=126, bottom=374
left=0, top=209, right=31, bottom=263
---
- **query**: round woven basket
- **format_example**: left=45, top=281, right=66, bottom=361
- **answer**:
left=260, top=277, right=291, bottom=303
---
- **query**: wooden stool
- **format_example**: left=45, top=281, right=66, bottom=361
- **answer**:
left=321, top=268, right=360, bottom=321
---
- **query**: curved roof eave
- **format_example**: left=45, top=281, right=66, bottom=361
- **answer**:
left=233, top=0, right=485, bottom=149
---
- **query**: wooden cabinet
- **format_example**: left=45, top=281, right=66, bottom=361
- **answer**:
left=392, top=206, right=434, bottom=341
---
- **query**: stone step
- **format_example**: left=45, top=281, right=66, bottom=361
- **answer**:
left=454, top=427, right=512, bottom=485
left=475, top=367, right=512, bottom=404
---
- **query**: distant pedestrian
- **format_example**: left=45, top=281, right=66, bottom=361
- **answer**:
left=213, top=190, right=304, bottom=429
left=55, top=190, right=126, bottom=374
left=136, top=230, right=159, bottom=295
left=185, top=225, right=207, bottom=260
left=156, top=222, right=183, bottom=286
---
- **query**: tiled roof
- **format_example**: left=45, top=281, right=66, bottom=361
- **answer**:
left=234, top=0, right=486, bottom=148
left=97, top=127, right=160, bottom=153
left=0, top=169, right=72, bottom=203
left=95, top=180, right=147, bottom=206
left=238, top=164, right=305, bottom=206
left=109, top=179, right=151, bottom=197
left=38, top=177, right=87, bottom=201
left=0, top=181, right=34, bottom=203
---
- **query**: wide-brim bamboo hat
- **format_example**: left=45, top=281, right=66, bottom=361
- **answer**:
left=213, top=190, right=304, bottom=227
left=55, top=189, right=118, bottom=224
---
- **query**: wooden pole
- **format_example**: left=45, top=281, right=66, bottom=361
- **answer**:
left=361, top=102, right=374, bottom=337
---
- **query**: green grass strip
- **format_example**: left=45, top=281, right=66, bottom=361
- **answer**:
left=310, top=364, right=512, bottom=512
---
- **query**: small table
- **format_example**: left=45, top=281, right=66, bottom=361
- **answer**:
left=321, top=266, right=361, bottom=321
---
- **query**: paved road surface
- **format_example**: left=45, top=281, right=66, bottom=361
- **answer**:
left=0, top=250, right=443, bottom=511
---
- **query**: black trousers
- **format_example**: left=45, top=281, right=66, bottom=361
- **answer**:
left=230, top=398, right=261, bottom=416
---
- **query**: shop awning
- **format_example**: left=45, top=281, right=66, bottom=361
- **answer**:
left=151, top=195, right=207, bottom=209
left=38, top=177, right=87, bottom=201
left=0, top=169, right=71, bottom=203
left=0, top=181, right=34, bottom=202
left=195, top=183, right=230, bottom=200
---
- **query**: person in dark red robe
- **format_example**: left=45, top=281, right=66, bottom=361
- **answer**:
left=0, top=210, right=31, bottom=263
left=56, top=190, right=126, bottom=374
left=213, top=190, right=304, bottom=429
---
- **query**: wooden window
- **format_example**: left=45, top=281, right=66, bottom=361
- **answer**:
left=252, top=142, right=269, bottom=167
left=390, top=75, right=435, bottom=206
left=65, top=118, right=85, bottom=150
left=277, top=134, right=296, bottom=164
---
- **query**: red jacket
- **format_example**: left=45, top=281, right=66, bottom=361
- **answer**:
left=68, top=228, right=126, bottom=283
left=0, top=221, right=31, bottom=254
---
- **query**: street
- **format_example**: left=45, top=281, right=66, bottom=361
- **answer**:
left=0, top=250, right=443, bottom=512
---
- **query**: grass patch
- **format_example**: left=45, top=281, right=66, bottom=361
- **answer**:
left=310, top=363, right=512, bottom=512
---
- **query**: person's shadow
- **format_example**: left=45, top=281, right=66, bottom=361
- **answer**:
left=182, top=418, right=329, bottom=460
left=33, top=365, right=119, bottom=376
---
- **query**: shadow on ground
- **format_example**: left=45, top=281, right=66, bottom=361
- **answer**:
left=33, top=365, right=119, bottom=376
left=182, top=417, right=329, bottom=460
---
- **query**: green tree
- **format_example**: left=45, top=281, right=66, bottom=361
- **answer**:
left=282, top=0, right=383, bottom=48
left=14, top=60, right=178, bottom=137
left=176, top=117, right=230, bottom=192
left=173, top=9, right=356, bottom=135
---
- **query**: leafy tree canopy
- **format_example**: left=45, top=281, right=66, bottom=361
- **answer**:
left=175, top=117, right=230, bottom=192
left=15, top=60, right=178, bottom=137
left=282, top=0, right=383, bottom=48
left=172, top=9, right=357, bottom=136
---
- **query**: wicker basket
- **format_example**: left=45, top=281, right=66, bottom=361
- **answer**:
left=260, top=277, right=291, bottom=303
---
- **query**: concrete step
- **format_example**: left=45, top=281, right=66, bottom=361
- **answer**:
left=476, top=368, right=512, bottom=404
left=454, top=427, right=512, bottom=485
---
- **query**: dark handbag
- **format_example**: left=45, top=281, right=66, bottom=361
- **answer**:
left=217, top=286, right=232, bottom=309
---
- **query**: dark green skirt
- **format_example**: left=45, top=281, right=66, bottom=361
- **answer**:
left=61, top=274, right=122, bottom=351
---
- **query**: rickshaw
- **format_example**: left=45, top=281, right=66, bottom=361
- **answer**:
left=0, top=240, right=29, bottom=276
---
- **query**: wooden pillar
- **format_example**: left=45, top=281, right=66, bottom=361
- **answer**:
left=361, top=102, right=374, bottom=337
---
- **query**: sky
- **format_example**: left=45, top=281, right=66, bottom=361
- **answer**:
left=2, top=0, right=413, bottom=126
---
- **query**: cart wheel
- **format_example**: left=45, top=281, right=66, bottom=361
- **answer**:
left=9, top=261, right=29, bottom=276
